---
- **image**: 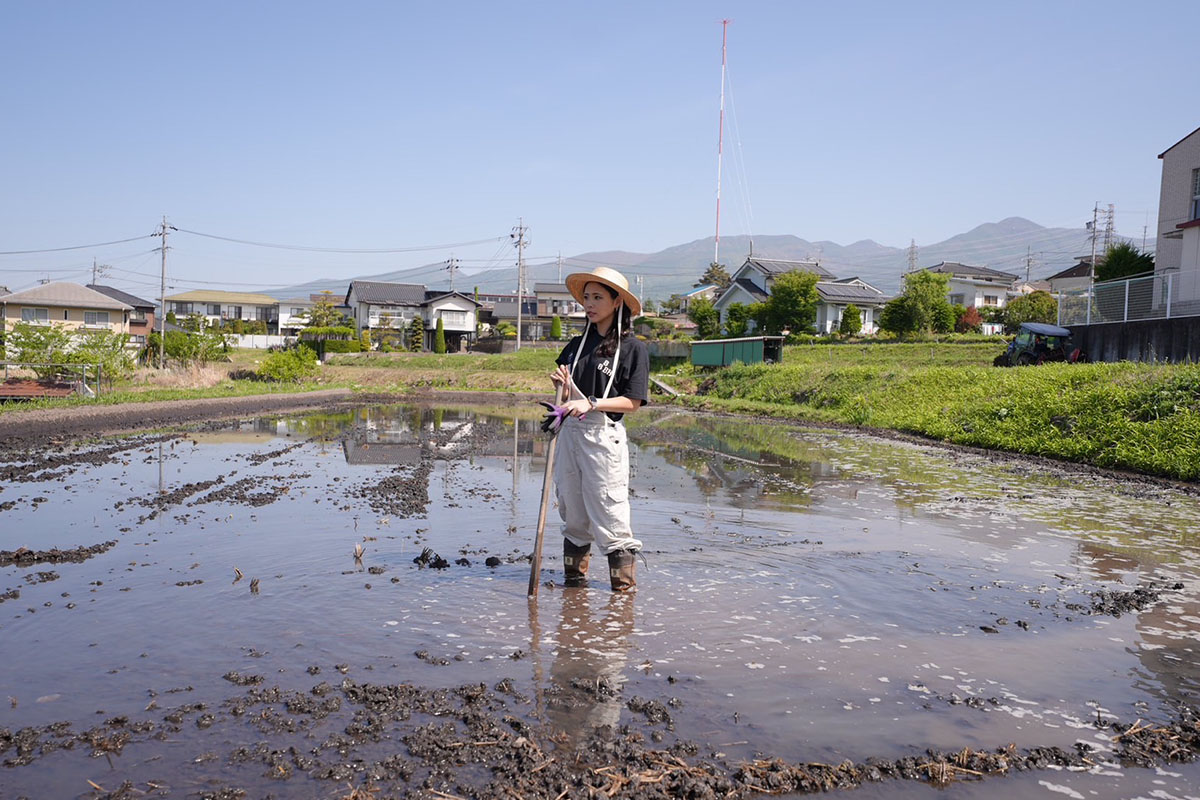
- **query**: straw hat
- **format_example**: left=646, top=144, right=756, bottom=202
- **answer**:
left=565, top=266, right=641, bottom=317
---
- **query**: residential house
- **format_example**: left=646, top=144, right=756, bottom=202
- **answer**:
left=923, top=262, right=1021, bottom=309
left=345, top=281, right=427, bottom=338
left=714, top=256, right=834, bottom=323
left=813, top=277, right=887, bottom=334
left=487, top=295, right=540, bottom=337
left=277, top=297, right=315, bottom=336
left=1156, top=125, right=1200, bottom=313
left=88, top=285, right=157, bottom=348
left=1, top=282, right=133, bottom=339
left=533, top=282, right=585, bottom=324
left=1045, top=257, right=1095, bottom=294
left=344, top=281, right=480, bottom=350
left=164, top=289, right=279, bottom=333
left=677, top=284, right=718, bottom=314
left=422, top=290, right=482, bottom=351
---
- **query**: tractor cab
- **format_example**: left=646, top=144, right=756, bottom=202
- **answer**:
left=994, top=322, right=1083, bottom=366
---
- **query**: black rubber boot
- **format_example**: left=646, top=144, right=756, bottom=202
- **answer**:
left=607, top=548, right=637, bottom=593
left=563, top=539, right=591, bottom=587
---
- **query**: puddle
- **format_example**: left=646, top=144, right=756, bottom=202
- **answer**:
left=1, top=402, right=1199, bottom=798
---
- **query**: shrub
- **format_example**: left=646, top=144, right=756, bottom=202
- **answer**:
left=257, top=346, right=318, bottom=382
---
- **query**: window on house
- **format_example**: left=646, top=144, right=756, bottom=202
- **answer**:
left=291, top=307, right=305, bottom=317
left=174, top=302, right=193, bottom=314
left=84, top=311, right=110, bottom=326
left=207, top=304, right=221, bottom=316
left=949, top=294, right=964, bottom=306
left=983, top=295, right=999, bottom=306
left=1192, top=168, right=1200, bottom=220
left=130, top=335, right=146, bottom=345
left=232, top=306, right=242, bottom=319
left=21, top=307, right=50, bottom=324
left=130, top=310, right=146, bottom=321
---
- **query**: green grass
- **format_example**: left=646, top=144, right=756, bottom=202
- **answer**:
left=666, top=352, right=1200, bottom=482
left=325, top=348, right=559, bottom=371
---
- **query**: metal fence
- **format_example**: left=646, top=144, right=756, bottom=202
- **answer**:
left=1058, top=271, right=1200, bottom=326
left=0, top=362, right=103, bottom=398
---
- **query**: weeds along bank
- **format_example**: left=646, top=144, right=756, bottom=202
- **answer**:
left=670, top=350, right=1200, bottom=482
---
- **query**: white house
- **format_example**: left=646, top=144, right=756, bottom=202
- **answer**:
left=814, top=277, right=887, bottom=334
left=345, top=281, right=427, bottom=334
left=164, top=289, right=279, bottom=332
left=277, top=297, right=315, bottom=336
left=1156, top=125, right=1200, bottom=314
left=1045, top=258, right=1095, bottom=294
left=923, top=262, right=1021, bottom=309
left=714, top=256, right=833, bottom=323
left=422, top=290, right=481, bottom=351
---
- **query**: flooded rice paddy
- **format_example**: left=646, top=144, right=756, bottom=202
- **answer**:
left=1, top=401, right=1199, bottom=799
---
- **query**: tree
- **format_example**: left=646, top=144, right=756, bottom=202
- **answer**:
left=661, top=295, right=684, bottom=315
left=686, top=296, right=721, bottom=339
left=1096, top=242, right=1154, bottom=283
left=724, top=302, right=751, bottom=337
left=408, top=316, right=424, bottom=352
left=878, top=270, right=952, bottom=337
left=4, top=321, right=72, bottom=377
left=751, top=270, right=819, bottom=336
left=696, top=262, right=731, bottom=292
left=305, top=292, right=345, bottom=327
left=69, top=329, right=136, bottom=384
left=433, top=316, right=446, bottom=354
left=838, top=304, right=862, bottom=336
left=955, top=305, right=983, bottom=333
left=549, top=315, right=562, bottom=340
left=1002, top=290, right=1058, bottom=333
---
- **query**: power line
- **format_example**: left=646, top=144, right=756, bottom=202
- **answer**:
left=174, top=228, right=505, bottom=254
left=0, top=234, right=154, bottom=255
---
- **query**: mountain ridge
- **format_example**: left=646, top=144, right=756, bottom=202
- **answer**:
left=268, top=217, right=1130, bottom=303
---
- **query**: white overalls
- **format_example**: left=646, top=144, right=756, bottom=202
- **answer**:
left=553, top=321, right=643, bottom=556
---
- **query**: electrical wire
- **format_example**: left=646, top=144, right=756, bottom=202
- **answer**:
left=0, top=235, right=155, bottom=255
left=174, top=228, right=505, bottom=254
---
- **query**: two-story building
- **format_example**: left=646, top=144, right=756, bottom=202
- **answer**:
left=87, top=285, right=157, bottom=348
left=1, top=282, right=133, bottom=339
left=345, top=281, right=480, bottom=350
left=923, top=262, right=1021, bottom=309
left=163, top=289, right=280, bottom=332
left=1156, top=125, right=1200, bottom=314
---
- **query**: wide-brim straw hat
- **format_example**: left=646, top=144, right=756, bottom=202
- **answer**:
left=565, top=266, right=641, bottom=318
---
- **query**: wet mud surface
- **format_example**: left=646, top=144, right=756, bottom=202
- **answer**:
left=2, top=399, right=1200, bottom=798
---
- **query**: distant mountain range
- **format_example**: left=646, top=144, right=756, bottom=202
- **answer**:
left=268, top=217, right=1131, bottom=303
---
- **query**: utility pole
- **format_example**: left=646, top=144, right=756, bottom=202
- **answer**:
left=635, top=275, right=643, bottom=310
left=557, top=252, right=563, bottom=283
left=511, top=219, right=529, bottom=350
left=1087, top=203, right=1099, bottom=281
left=446, top=256, right=459, bottom=293
left=91, top=258, right=109, bottom=285
left=906, top=239, right=918, bottom=273
left=1025, top=246, right=1034, bottom=284
left=152, top=216, right=175, bottom=370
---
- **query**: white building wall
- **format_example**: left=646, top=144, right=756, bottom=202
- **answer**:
left=1156, top=128, right=1200, bottom=273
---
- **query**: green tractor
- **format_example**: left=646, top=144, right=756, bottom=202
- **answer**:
left=994, top=322, right=1087, bottom=367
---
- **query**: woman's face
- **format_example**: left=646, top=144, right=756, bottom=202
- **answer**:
left=581, top=282, right=622, bottom=330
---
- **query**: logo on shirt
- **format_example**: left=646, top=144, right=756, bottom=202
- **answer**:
left=596, top=359, right=614, bottom=379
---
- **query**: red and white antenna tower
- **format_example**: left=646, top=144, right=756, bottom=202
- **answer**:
left=714, top=19, right=731, bottom=267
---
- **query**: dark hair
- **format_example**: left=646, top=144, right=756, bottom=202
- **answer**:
left=593, top=283, right=632, bottom=358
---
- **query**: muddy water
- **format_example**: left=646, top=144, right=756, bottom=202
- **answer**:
left=1, top=402, right=1198, bottom=799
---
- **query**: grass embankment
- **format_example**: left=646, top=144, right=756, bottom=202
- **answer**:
left=661, top=341, right=1200, bottom=482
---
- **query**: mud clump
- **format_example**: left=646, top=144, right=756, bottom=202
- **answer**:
left=0, top=540, right=118, bottom=567
left=1086, top=582, right=1183, bottom=618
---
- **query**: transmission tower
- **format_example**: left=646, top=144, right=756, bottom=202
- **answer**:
left=907, top=239, right=918, bottom=273
left=1102, top=203, right=1115, bottom=253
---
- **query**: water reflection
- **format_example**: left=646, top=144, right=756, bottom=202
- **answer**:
left=545, top=590, right=636, bottom=745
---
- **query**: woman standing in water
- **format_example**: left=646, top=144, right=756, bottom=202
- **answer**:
left=550, top=266, right=649, bottom=592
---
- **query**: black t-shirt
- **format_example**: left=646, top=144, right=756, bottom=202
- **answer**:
left=556, top=327, right=649, bottom=421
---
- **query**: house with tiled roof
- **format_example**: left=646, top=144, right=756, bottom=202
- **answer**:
left=1044, top=257, right=1095, bottom=294
left=922, top=262, right=1021, bottom=309
left=344, top=281, right=480, bottom=350
left=87, top=285, right=157, bottom=348
left=1, top=281, right=133, bottom=338
left=814, top=277, right=887, bottom=334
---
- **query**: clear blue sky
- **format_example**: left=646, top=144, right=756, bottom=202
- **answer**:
left=2, top=0, right=1196, bottom=296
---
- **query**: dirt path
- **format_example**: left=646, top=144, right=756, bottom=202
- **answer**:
left=0, top=390, right=359, bottom=447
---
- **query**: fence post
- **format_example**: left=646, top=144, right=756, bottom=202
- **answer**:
left=1165, top=272, right=1172, bottom=319
left=1086, top=285, right=1092, bottom=325
left=1123, top=279, right=1130, bottom=322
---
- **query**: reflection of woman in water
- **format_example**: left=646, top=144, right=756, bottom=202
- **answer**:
left=546, top=590, right=636, bottom=740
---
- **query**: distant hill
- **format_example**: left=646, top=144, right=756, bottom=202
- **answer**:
left=267, top=217, right=1130, bottom=303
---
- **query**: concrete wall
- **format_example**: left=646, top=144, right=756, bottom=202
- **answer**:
left=1072, top=316, right=1200, bottom=364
